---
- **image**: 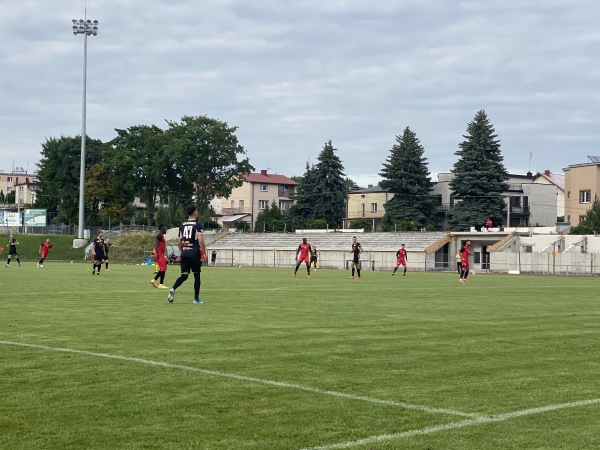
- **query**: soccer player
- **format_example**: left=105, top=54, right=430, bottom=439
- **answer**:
left=151, top=224, right=169, bottom=289
left=210, top=249, right=217, bottom=266
left=168, top=205, right=207, bottom=304
left=459, top=240, right=473, bottom=283
left=38, top=238, right=52, bottom=268
left=310, top=245, right=319, bottom=269
left=392, top=243, right=408, bottom=276
left=103, top=238, right=113, bottom=270
left=348, top=236, right=362, bottom=279
left=91, top=230, right=106, bottom=275
left=293, top=237, right=311, bottom=278
left=5, top=234, right=21, bottom=268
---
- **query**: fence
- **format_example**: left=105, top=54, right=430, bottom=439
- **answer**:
left=490, top=252, right=600, bottom=275
left=209, top=248, right=438, bottom=272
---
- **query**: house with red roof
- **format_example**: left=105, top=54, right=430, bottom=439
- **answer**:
left=210, top=169, right=298, bottom=230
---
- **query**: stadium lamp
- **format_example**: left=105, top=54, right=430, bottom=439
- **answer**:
left=72, top=17, right=99, bottom=247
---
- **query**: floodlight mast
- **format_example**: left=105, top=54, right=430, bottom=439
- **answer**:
left=72, top=18, right=99, bottom=247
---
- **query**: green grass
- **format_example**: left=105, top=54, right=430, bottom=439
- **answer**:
left=1, top=265, right=599, bottom=449
left=0, top=233, right=156, bottom=264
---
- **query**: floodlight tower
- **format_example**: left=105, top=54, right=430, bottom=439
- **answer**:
left=72, top=18, right=99, bottom=248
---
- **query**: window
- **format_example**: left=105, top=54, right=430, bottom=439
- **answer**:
left=7, top=187, right=12, bottom=193
left=360, top=203, right=365, bottom=217
left=258, top=200, right=268, bottom=209
left=371, top=203, right=377, bottom=213
left=279, top=201, right=288, bottom=210
left=7, top=177, right=12, bottom=182
left=580, top=216, right=587, bottom=223
left=260, top=184, right=268, bottom=192
left=239, top=200, right=244, bottom=208
left=567, top=191, right=571, bottom=198
left=282, top=185, right=289, bottom=192
left=580, top=190, right=591, bottom=203
left=231, top=200, right=235, bottom=208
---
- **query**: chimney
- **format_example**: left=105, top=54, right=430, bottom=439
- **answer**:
left=368, top=184, right=373, bottom=188
left=544, top=170, right=551, bottom=176
left=261, top=169, right=267, bottom=175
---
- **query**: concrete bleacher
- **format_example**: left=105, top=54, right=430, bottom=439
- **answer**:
left=584, top=235, right=600, bottom=253
left=519, top=235, right=562, bottom=253
left=207, top=231, right=448, bottom=252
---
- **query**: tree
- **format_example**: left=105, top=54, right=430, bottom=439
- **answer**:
left=255, top=201, right=285, bottom=232
left=287, top=162, right=318, bottom=226
left=108, top=125, right=172, bottom=225
left=36, top=135, right=105, bottom=228
left=85, top=162, right=133, bottom=225
left=448, top=110, right=509, bottom=230
left=166, top=115, right=254, bottom=223
left=379, top=126, right=434, bottom=230
left=570, top=197, right=600, bottom=234
left=312, top=140, right=347, bottom=228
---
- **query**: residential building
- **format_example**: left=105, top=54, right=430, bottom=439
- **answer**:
left=14, top=178, right=39, bottom=208
left=345, top=184, right=392, bottom=231
left=532, top=170, right=565, bottom=219
left=0, top=168, right=38, bottom=206
left=432, top=172, right=557, bottom=229
left=211, top=170, right=298, bottom=230
left=563, top=156, right=600, bottom=226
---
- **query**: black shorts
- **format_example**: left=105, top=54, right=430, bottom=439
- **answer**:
left=310, top=256, right=317, bottom=262
left=9, top=249, right=17, bottom=255
left=93, top=255, right=104, bottom=262
left=352, top=257, right=360, bottom=264
left=180, top=256, right=202, bottom=273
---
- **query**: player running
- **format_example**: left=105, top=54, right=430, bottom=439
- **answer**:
left=6, top=234, right=21, bottom=268
left=151, top=224, right=169, bottom=289
left=168, top=205, right=207, bottom=304
left=293, top=238, right=311, bottom=278
left=37, top=238, right=52, bottom=268
left=392, top=243, right=408, bottom=276
left=459, top=240, right=473, bottom=283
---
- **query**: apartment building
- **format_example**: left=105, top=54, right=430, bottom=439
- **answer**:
left=346, top=185, right=392, bottom=231
left=211, top=170, right=298, bottom=230
left=563, top=156, right=600, bottom=226
left=0, top=168, right=38, bottom=206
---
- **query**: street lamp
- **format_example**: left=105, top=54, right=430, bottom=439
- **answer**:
left=72, top=18, right=99, bottom=248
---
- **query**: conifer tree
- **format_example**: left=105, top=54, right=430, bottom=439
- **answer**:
left=313, top=140, right=347, bottom=228
left=380, top=126, right=434, bottom=230
left=448, top=110, right=509, bottom=230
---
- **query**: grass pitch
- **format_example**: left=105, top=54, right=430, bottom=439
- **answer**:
left=1, top=263, right=599, bottom=449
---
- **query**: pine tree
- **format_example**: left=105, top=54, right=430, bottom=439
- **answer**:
left=448, top=110, right=509, bottom=230
left=287, top=162, right=318, bottom=225
left=313, top=140, right=347, bottom=228
left=379, top=127, right=434, bottom=230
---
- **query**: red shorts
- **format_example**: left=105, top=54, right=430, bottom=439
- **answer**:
left=396, top=259, right=406, bottom=266
left=156, top=256, right=168, bottom=272
left=298, top=255, right=309, bottom=263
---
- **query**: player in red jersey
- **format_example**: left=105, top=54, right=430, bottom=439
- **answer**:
left=392, top=243, right=408, bottom=276
left=151, top=225, right=169, bottom=289
left=37, top=238, right=52, bottom=268
left=293, top=237, right=312, bottom=278
left=459, top=240, right=473, bottom=283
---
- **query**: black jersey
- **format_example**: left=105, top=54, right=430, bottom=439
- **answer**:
left=93, top=237, right=105, bottom=256
left=8, top=237, right=18, bottom=254
left=351, top=242, right=362, bottom=259
left=178, top=219, right=203, bottom=258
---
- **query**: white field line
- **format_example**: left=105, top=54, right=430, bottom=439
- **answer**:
left=300, top=398, right=600, bottom=450
left=0, top=340, right=480, bottom=419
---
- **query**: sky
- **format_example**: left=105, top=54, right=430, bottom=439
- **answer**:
left=1, top=0, right=599, bottom=187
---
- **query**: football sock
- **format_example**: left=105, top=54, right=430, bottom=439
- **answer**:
left=6, top=259, right=10, bottom=265
left=351, top=268, right=355, bottom=276
left=105, top=262, right=109, bottom=269
left=173, top=274, right=188, bottom=290
left=357, top=269, right=361, bottom=277
left=193, top=272, right=200, bottom=298
left=403, top=267, right=407, bottom=274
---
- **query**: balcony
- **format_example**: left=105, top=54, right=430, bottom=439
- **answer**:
left=510, top=206, right=530, bottom=215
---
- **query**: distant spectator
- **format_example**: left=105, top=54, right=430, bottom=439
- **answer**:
left=485, top=217, right=493, bottom=231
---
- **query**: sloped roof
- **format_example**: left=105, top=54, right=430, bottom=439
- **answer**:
left=533, top=171, right=565, bottom=191
left=244, top=172, right=298, bottom=185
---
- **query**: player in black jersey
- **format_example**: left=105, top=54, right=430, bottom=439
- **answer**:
left=167, top=205, right=207, bottom=304
left=91, top=230, right=106, bottom=275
